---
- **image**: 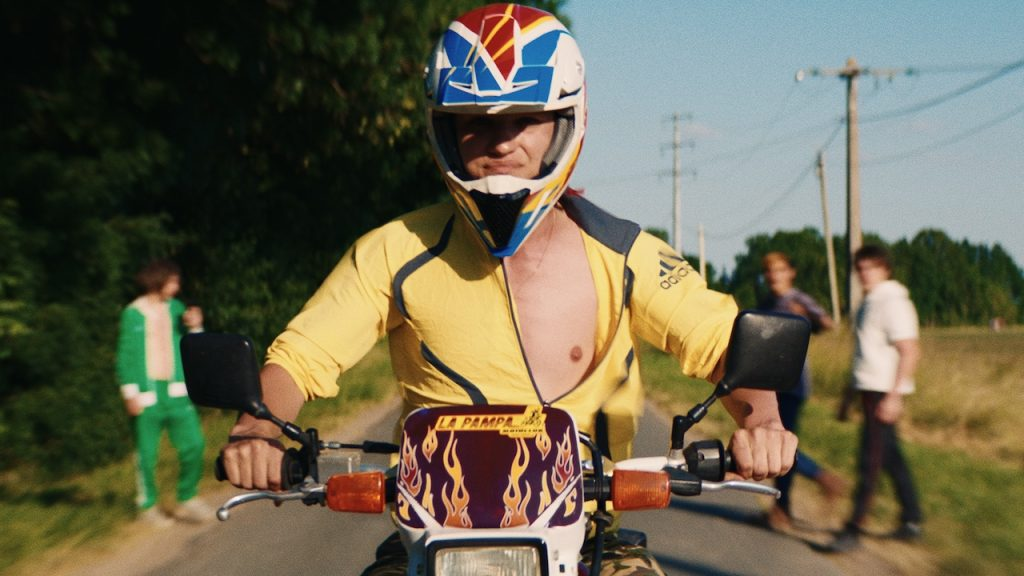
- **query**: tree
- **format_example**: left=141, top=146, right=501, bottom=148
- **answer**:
left=894, top=230, right=1021, bottom=325
left=726, top=227, right=840, bottom=312
left=0, top=0, right=566, bottom=474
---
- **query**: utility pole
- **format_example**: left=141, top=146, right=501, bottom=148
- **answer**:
left=796, top=58, right=912, bottom=316
left=698, top=223, right=706, bottom=279
left=817, top=152, right=842, bottom=326
left=667, top=113, right=694, bottom=255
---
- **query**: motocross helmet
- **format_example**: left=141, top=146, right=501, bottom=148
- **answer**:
left=425, top=3, right=586, bottom=257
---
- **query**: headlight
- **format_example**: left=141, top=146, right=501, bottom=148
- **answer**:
left=434, top=544, right=543, bottom=576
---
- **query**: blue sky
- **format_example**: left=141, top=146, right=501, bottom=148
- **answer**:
left=563, top=1, right=1023, bottom=273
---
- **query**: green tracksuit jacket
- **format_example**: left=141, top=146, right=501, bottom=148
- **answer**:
left=116, top=297, right=205, bottom=509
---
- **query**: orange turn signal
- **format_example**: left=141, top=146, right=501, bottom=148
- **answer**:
left=611, top=469, right=671, bottom=511
left=326, top=471, right=386, bottom=513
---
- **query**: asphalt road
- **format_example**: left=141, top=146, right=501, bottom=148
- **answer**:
left=77, top=399, right=843, bottom=576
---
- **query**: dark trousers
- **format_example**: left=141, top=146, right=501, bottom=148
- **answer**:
left=849, top=391, right=922, bottom=527
left=774, top=392, right=823, bottom=514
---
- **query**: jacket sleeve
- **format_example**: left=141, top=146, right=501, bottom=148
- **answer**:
left=266, top=224, right=401, bottom=400
left=627, top=232, right=738, bottom=381
left=115, top=306, right=147, bottom=397
left=169, top=298, right=187, bottom=381
left=793, top=290, right=830, bottom=333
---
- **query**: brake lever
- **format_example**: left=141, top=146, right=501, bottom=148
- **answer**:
left=216, top=483, right=327, bottom=521
left=701, top=479, right=781, bottom=498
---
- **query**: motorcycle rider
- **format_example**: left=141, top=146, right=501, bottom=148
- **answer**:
left=220, top=4, right=798, bottom=574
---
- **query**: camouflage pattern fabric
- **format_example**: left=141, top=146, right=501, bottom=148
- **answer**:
left=361, top=531, right=665, bottom=576
left=582, top=531, right=666, bottom=576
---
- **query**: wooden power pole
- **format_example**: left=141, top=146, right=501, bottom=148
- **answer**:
left=672, top=113, right=683, bottom=254
left=796, top=57, right=911, bottom=316
left=817, top=152, right=842, bottom=325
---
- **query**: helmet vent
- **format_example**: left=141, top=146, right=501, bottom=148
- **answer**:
left=541, top=111, right=574, bottom=176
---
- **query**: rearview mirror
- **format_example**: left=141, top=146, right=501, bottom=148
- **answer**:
left=181, top=332, right=264, bottom=415
left=717, top=310, right=811, bottom=395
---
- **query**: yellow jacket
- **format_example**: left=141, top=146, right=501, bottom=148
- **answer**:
left=266, top=195, right=737, bottom=460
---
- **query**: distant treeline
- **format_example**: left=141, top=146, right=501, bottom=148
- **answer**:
left=721, top=228, right=1022, bottom=326
left=1, top=0, right=1019, bottom=478
left=648, top=226, right=1022, bottom=326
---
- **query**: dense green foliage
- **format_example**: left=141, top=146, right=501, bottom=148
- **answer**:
left=0, top=0, right=562, bottom=475
left=0, top=0, right=1019, bottom=482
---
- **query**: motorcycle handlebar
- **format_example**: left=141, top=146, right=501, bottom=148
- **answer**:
left=210, top=437, right=776, bottom=520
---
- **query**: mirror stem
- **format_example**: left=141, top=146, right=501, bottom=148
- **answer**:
left=251, top=402, right=314, bottom=448
left=278, top=419, right=310, bottom=445
left=670, top=390, right=720, bottom=451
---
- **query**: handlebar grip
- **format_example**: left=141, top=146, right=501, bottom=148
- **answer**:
left=280, top=448, right=305, bottom=490
left=213, top=446, right=307, bottom=489
left=682, top=439, right=730, bottom=481
left=215, top=455, right=227, bottom=482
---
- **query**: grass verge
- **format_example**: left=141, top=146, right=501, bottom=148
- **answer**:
left=0, top=343, right=397, bottom=576
left=642, top=326, right=1024, bottom=576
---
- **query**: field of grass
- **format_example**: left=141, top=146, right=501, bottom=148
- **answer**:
left=643, top=325, right=1024, bottom=576
left=3, top=328, right=1022, bottom=575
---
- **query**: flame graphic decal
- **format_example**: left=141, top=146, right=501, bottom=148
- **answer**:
left=423, top=425, right=438, bottom=462
left=400, top=434, right=422, bottom=496
left=554, top=426, right=578, bottom=517
left=538, top=470, right=552, bottom=515
left=535, top=428, right=551, bottom=459
left=441, top=433, right=472, bottom=528
left=397, top=492, right=411, bottom=522
left=552, top=426, right=575, bottom=494
left=501, top=437, right=532, bottom=527
left=564, top=486, right=577, bottom=517
left=422, top=473, right=435, bottom=519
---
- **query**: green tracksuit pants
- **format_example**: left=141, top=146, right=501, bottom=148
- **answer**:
left=134, top=380, right=205, bottom=510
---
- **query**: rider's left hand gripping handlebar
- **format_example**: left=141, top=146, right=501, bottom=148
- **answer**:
left=215, top=443, right=307, bottom=489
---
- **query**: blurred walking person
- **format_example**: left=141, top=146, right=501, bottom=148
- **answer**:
left=757, top=251, right=846, bottom=532
left=116, top=259, right=212, bottom=526
left=828, top=245, right=923, bottom=551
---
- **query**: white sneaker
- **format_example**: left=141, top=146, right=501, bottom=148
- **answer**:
left=138, top=507, right=174, bottom=528
left=174, top=497, right=215, bottom=524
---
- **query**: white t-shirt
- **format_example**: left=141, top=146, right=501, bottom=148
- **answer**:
left=852, top=279, right=919, bottom=394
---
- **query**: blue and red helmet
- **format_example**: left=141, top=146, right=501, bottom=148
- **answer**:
left=425, top=3, right=586, bottom=257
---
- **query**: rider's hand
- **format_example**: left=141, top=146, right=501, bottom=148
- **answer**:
left=221, top=430, right=287, bottom=491
left=727, top=425, right=798, bottom=481
left=220, top=364, right=305, bottom=491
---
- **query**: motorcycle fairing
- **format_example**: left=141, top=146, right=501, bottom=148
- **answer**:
left=396, top=405, right=583, bottom=530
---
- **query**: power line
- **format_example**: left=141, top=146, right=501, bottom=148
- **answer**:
left=696, top=58, right=1024, bottom=169
left=693, top=118, right=842, bottom=165
left=705, top=122, right=843, bottom=240
left=865, top=102, right=1024, bottom=165
left=860, top=58, right=1024, bottom=123
left=900, top=61, right=1024, bottom=74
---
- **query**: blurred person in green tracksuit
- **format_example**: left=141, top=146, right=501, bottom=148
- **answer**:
left=116, top=259, right=212, bottom=526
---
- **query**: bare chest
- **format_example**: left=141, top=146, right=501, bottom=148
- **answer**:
left=504, top=219, right=597, bottom=401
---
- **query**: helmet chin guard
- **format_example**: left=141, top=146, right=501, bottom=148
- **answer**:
left=425, top=3, right=586, bottom=257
